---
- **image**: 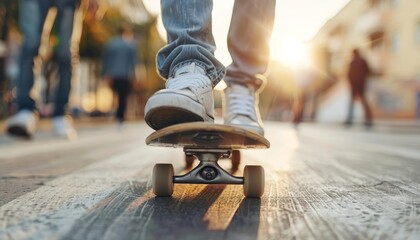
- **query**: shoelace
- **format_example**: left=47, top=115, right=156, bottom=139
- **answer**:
left=166, top=73, right=211, bottom=93
left=227, top=92, right=257, bottom=121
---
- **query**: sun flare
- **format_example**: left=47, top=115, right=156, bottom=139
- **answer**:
left=270, top=36, right=311, bottom=69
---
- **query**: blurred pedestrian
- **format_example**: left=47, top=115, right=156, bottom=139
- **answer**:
left=5, top=0, right=85, bottom=139
left=345, top=48, right=373, bottom=127
left=292, top=68, right=316, bottom=126
left=102, top=25, right=137, bottom=127
left=144, top=0, right=275, bottom=136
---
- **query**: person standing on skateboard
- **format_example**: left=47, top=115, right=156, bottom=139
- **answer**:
left=144, top=0, right=276, bottom=136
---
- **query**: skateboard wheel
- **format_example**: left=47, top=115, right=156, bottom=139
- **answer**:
left=153, top=164, right=174, bottom=197
left=231, top=150, right=241, bottom=171
left=185, top=155, right=195, bottom=169
left=243, top=165, right=265, bottom=198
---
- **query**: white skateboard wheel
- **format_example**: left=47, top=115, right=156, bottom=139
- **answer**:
left=153, top=164, right=174, bottom=197
left=243, top=165, right=265, bottom=198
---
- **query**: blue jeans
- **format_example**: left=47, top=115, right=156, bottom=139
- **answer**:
left=158, top=0, right=276, bottom=90
left=17, top=0, right=76, bottom=116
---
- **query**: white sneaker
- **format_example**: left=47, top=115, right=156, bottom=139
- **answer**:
left=6, top=110, right=39, bottom=138
left=223, top=84, right=264, bottom=136
left=144, top=62, right=214, bottom=130
left=117, top=120, right=124, bottom=132
left=52, top=116, right=77, bottom=140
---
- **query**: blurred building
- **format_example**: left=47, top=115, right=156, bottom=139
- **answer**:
left=312, top=0, right=420, bottom=121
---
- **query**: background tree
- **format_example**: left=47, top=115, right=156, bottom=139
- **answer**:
left=0, top=0, right=19, bottom=118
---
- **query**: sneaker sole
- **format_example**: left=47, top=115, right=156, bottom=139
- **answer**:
left=7, top=125, right=32, bottom=139
left=227, top=123, right=265, bottom=136
left=145, top=106, right=205, bottom=130
left=145, top=93, right=214, bottom=130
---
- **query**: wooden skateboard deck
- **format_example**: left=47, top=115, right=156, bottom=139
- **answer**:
left=146, top=122, right=270, bottom=150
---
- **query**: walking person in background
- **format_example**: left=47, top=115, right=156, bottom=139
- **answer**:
left=292, top=68, right=316, bottom=126
left=5, top=0, right=84, bottom=139
left=102, top=25, right=137, bottom=127
left=144, top=0, right=276, bottom=136
left=345, top=48, right=373, bottom=127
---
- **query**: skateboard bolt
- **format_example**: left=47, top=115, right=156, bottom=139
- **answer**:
left=201, top=167, right=218, bottom=180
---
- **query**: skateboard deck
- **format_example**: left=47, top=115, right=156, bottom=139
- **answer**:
left=146, top=122, right=270, bottom=149
left=146, top=122, right=270, bottom=198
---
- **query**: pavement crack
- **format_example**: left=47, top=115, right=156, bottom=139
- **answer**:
left=373, top=181, right=386, bottom=186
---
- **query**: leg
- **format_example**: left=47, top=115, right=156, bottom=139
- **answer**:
left=5, top=0, right=51, bottom=138
left=52, top=0, right=76, bottom=117
left=293, top=92, right=305, bottom=125
left=114, top=80, right=131, bottom=122
left=225, top=0, right=276, bottom=91
left=345, top=94, right=356, bottom=125
left=223, top=0, right=276, bottom=136
left=16, top=0, right=50, bottom=111
left=145, top=0, right=224, bottom=130
left=157, top=0, right=225, bottom=84
left=360, top=93, right=373, bottom=126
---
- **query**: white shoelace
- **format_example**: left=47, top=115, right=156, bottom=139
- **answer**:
left=166, top=73, right=212, bottom=95
left=227, top=92, right=257, bottom=121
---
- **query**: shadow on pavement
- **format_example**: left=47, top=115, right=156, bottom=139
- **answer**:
left=61, top=179, right=262, bottom=240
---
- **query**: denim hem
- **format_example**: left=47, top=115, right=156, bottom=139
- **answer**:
left=169, top=60, right=226, bottom=88
left=224, top=73, right=267, bottom=92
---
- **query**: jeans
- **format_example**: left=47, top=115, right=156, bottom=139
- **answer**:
left=158, top=0, right=276, bottom=91
left=17, top=0, right=76, bottom=116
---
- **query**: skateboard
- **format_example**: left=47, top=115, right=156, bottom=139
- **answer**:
left=146, top=122, right=270, bottom=198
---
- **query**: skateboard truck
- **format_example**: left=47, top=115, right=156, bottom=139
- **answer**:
left=152, top=147, right=264, bottom=198
left=173, top=148, right=244, bottom=185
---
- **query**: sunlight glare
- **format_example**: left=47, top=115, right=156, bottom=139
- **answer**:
left=270, top=36, right=311, bottom=69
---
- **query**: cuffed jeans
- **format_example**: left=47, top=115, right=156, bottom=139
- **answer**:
left=158, top=0, right=276, bottom=91
left=17, top=0, right=76, bottom=116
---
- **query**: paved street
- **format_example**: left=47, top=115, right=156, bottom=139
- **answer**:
left=0, top=120, right=419, bottom=240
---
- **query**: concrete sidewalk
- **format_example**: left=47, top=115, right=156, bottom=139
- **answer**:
left=1, top=117, right=419, bottom=140
left=297, top=119, right=420, bottom=134
left=1, top=121, right=420, bottom=239
left=0, top=117, right=148, bottom=145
